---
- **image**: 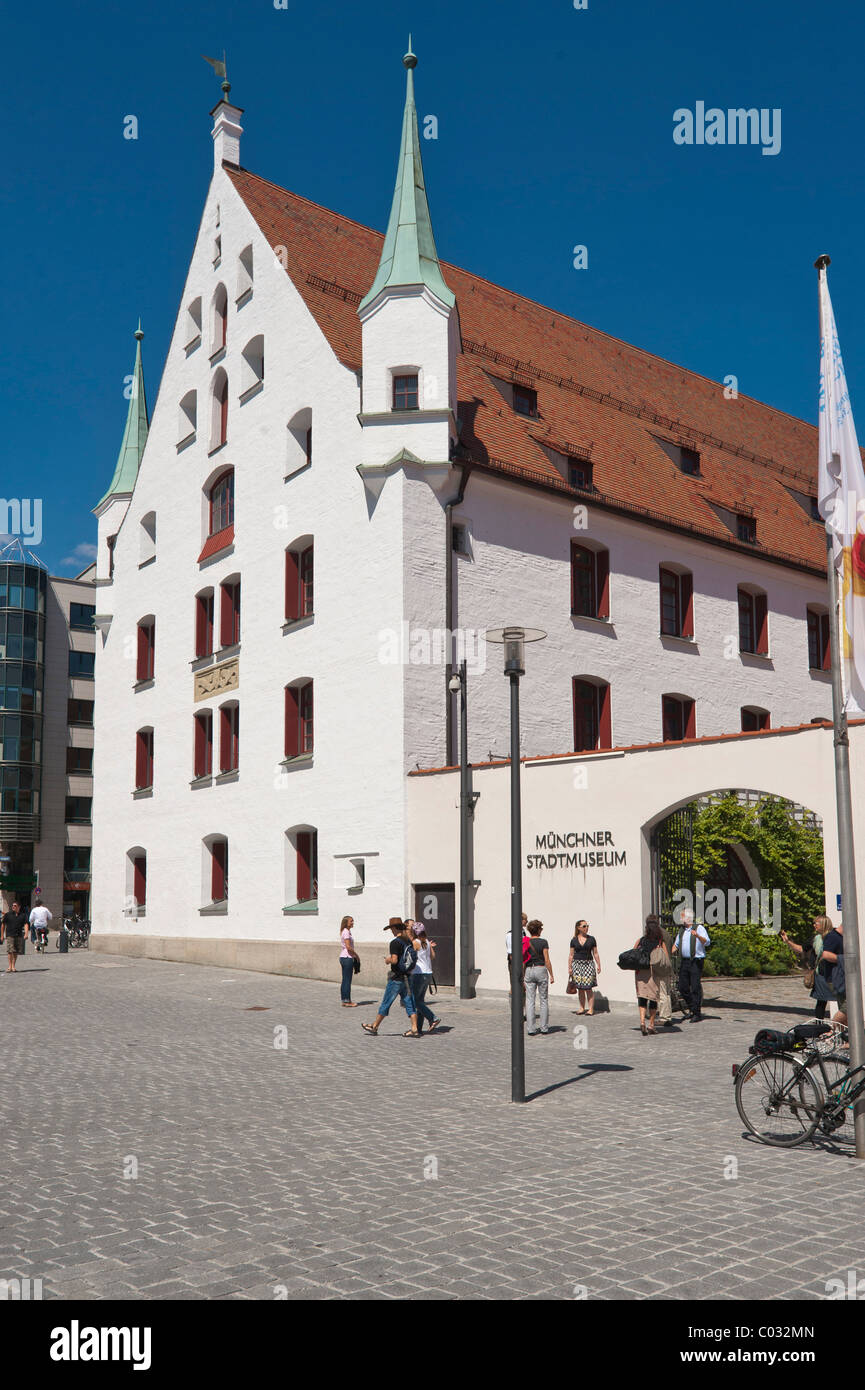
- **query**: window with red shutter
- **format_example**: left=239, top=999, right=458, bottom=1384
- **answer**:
left=284, top=686, right=299, bottom=758
left=135, top=729, right=153, bottom=789
left=681, top=572, right=694, bottom=639
left=684, top=698, right=696, bottom=739
left=136, top=621, right=155, bottom=681
left=195, top=592, right=214, bottom=658
left=194, top=712, right=213, bottom=778
left=219, top=580, right=240, bottom=648
left=738, top=588, right=756, bottom=653
left=211, top=839, right=227, bottom=901
left=296, top=831, right=317, bottom=903
left=133, top=854, right=146, bottom=909
left=755, top=593, right=769, bottom=655
left=598, top=682, right=612, bottom=749
left=285, top=550, right=300, bottom=622
left=660, top=568, right=682, bottom=636
left=300, top=682, right=313, bottom=754
left=219, top=705, right=239, bottom=772
left=300, top=546, right=314, bottom=616
left=742, top=707, right=770, bottom=732
left=662, top=695, right=694, bottom=742
left=571, top=544, right=596, bottom=618
left=596, top=549, right=610, bottom=620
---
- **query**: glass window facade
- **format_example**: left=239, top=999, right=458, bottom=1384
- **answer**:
left=70, top=603, right=96, bottom=631
left=0, top=561, right=45, bottom=829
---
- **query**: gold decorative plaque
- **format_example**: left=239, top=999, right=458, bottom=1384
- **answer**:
left=194, top=657, right=239, bottom=703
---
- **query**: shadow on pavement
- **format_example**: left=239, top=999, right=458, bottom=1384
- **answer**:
left=528, top=1062, right=632, bottom=1102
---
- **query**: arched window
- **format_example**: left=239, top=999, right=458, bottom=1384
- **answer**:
left=203, top=834, right=228, bottom=906
left=738, top=585, right=768, bottom=655
left=136, top=617, right=155, bottom=683
left=572, top=677, right=611, bottom=751
left=218, top=700, right=239, bottom=773
left=285, top=825, right=318, bottom=907
left=285, top=538, right=313, bottom=622
left=240, top=335, right=264, bottom=401
left=139, top=512, right=156, bottom=567
left=194, top=588, right=215, bottom=658
left=237, top=244, right=253, bottom=304
left=286, top=408, right=312, bottom=477
left=741, top=706, right=770, bottom=732
left=211, top=370, right=228, bottom=450
left=199, top=468, right=234, bottom=563
left=134, top=727, right=154, bottom=790
left=211, top=284, right=227, bottom=355
left=659, top=565, right=694, bottom=639
left=285, top=679, right=313, bottom=758
left=178, top=391, right=197, bottom=449
left=570, top=542, right=610, bottom=620
left=662, top=693, right=695, bottom=742
left=125, top=847, right=147, bottom=917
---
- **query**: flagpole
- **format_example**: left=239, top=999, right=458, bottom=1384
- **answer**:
left=816, top=253, right=865, bottom=1160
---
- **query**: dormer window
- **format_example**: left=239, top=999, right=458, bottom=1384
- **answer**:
left=680, top=446, right=700, bottom=476
left=737, top=515, right=757, bottom=544
left=513, top=384, right=538, bottom=417
left=569, top=461, right=593, bottom=491
left=393, top=374, right=418, bottom=411
left=810, top=495, right=821, bottom=521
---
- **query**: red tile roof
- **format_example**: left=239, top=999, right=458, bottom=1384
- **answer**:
left=227, top=165, right=837, bottom=577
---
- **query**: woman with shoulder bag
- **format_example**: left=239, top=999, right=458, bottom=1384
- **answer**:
left=407, top=924, right=441, bottom=1035
left=634, top=915, right=670, bottom=1036
left=339, top=915, right=360, bottom=1007
left=781, top=915, right=833, bottom=1019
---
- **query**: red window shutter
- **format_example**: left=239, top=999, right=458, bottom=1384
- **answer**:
left=285, top=687, right=299, bottom=758
left=599, top=682, right=612, bottom=749
left=137, top=623, right=153, bottom=681
left=301, top=546, right=314, bottom=616
left=232, top=706, right=239, bottom=768
left=685, top=699, right=696, bottom=740
left=219, top=707, right=230, bottom=772
left=821, top=613, right=831, bottom=671
left=681, top=572, right=694, bottom=638
left=755, top=593, right=769, bottom=655
left=195, top=594, right=212, bottom=658
left=194, top=714, right=212, bottom=778
left=211, top=841, right=226, bottom=901
left=596, top=549, right=610, bottom=620
left=296, top=832, right=311, bottom=903
left=133, top=855, right=146, bottom=908
left=285, top=550, right=300, bottom=622
left=220, top=583, right=239, bottom=648
left=135, top=730, right=146, bottom=788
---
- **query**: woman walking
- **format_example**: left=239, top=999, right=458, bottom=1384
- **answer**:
left=524, top=920, right=554, bottom=1035
left=780, top=915, right=834, bottom=1019
left=339, top=915, right=359, bottom=1007
left=568, top=920, right=601, bottom=1015
left=408, top=924, right=441, bottom=1035
left=634, top=915, right=670, bottom=1035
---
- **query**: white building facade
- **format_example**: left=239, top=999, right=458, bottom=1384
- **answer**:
left=90, top=51, right=839, bottom=990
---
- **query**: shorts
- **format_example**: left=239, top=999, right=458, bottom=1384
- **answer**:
left=5, top=936, right=22, bottom=955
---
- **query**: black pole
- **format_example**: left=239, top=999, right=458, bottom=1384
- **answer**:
left=458, top=660, right=474, bottom=999
left=509, top=671, right=525, bottom=1103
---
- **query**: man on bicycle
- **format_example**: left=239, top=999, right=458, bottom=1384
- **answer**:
left=28, top=901, right=52, bottom=952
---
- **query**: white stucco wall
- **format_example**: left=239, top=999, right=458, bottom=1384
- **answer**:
left=407, top=721, right=865, bottom=1004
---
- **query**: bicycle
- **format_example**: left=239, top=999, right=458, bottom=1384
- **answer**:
left=733, top=1021, right=864, bottom=1147
left=63, top=918, right=91, bottom=949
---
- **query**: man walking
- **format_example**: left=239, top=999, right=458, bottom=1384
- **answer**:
left=672, top=910, right=710, bottom=1021
left=1, top=900, right=28, bottom=973
left=29, top=900, right=53, bottom=952
left=362, top=919, right=420, bottom=1038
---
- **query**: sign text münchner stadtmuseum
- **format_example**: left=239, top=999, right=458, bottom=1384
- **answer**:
left=527, top=830, right=627, bottom=870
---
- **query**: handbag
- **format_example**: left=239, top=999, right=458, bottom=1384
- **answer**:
left=802, top=966, right=815, bottom=990
left=618, top=939, right=652, bottom=971
left=566, top=979, right=577, bottom=995
left=352, top=957, right=361, bottom=975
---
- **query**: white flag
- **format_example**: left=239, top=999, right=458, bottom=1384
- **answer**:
left=817, top=262, right=865, bottom=714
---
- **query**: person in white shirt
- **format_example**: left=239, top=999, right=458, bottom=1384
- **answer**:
left=28, top=903, right=53, bottom=949
left=408, top=923, right=441, bottom=1035
left=672, top=910, right=710, bottom=1022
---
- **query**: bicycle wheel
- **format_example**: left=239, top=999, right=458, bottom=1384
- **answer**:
left=735, top=1052, right=822, bottom=1147
left=816, top=1052, right=856, bottom=1144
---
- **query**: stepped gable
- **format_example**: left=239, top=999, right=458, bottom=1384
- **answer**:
left=226, top=164, right=828, bottom=574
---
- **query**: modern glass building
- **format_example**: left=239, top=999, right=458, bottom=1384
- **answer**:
left=0, top=543, right=46, bottom=903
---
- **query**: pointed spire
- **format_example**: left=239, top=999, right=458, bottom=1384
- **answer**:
left=359, top=43, right=455, bottom=313
left=96, top=324, right=149, bottom=509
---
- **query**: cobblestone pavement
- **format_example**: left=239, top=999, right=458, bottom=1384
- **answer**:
left=1, top=952, right=862, bottom=1301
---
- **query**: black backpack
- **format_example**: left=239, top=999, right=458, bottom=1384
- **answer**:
left=397, top=941, right=417, bottom=976
left=617, top=938, right=653, bottom=971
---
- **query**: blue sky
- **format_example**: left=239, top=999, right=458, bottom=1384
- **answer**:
left=3, top=0, right=864, bottom=574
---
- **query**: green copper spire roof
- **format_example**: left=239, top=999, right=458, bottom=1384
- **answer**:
left=96, top=323, right=149, bottom=509
left=359, top=41, right=455, bottom=312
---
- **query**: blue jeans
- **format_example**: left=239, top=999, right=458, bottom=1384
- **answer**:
left=378, top=976, right=417, bottom=1021
left=340, top=957, right=354, bottom=1002
left=411, top=974, right=436, bottom=1029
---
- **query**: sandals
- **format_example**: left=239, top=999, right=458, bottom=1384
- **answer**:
left=575, top=1009, right=587, bottom=1016
left=403, top=1030, right=421, bottom=1038
left=428, top=1019, right=442, bottom=1033
left=361, top=1023, right=378, bottom=1035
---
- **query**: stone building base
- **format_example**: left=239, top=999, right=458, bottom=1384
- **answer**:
left=90, top=934, right=391, bottom=988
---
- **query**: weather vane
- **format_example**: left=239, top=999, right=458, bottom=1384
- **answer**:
left=202, top=51, right=231, bottom=101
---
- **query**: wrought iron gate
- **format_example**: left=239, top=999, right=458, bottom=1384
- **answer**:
left=650, top=804, right=696, bottom=921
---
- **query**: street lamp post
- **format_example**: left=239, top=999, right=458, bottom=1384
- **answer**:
left=448, top=660, right=475, bottom=999
left=485, top=626, right=546, bottom=1103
